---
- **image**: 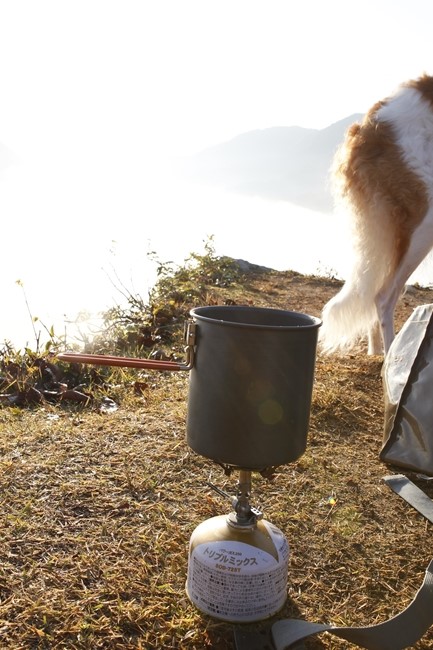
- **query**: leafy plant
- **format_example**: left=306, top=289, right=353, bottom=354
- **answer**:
left=88, top=237, right=242, bottom=357
left=1, top=239, right=245, bottom=402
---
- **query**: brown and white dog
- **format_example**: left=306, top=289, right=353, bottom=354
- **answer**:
left=320, top=74, right=433, bottom=356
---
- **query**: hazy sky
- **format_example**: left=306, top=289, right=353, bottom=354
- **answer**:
left=1, top=0, right=433, bottom=347
left=1, top=0, right=432, bottom=160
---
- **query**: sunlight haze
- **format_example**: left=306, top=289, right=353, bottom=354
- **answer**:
left=1, top=0, right=433, bottom=347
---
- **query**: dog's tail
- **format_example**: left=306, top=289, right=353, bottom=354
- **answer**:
left=319, top=124, right=395, bottom=354
left=319, top=276, right=379, bottom=354
left=319, top=191, right=397, bottom=353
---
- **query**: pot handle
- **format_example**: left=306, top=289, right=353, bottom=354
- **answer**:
left=57, top=321, right=196, bottom=371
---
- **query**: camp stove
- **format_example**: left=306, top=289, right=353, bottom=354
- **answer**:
left=58, top=305, right=321, bottom=624
left=186, top=467, right=291, bottom=623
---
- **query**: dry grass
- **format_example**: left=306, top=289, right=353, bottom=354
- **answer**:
left=1, top=267, right=433, bottom=649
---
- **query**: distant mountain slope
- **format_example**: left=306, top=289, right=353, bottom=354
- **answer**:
left=175, top=113, right=363, bottom=213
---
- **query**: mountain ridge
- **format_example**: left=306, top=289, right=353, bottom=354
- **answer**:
left=175, top=113, right=363, bottom=213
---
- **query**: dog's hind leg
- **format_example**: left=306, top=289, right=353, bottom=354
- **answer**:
left=374, top=210, right=433, bottom=354
left=374, top=287, right=398, bottom=355
left=367, top=321, right=383, bottom=355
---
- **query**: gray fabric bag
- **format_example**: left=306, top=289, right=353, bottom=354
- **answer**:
left=381, top=303, right=433, bottom=475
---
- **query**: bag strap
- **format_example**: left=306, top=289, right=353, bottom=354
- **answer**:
left=272, top=561, right=433, bottom=649
left=383, top=473, right=433, bottom=524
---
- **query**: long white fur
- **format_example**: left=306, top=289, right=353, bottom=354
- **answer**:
left=320, top=80, right=433, bottom=356
left=379, top=87, right=433, bottom=192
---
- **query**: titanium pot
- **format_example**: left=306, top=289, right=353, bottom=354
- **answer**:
left=57, top=305, right=321, bottom=470
left=186, top=306, right=321, bottom=470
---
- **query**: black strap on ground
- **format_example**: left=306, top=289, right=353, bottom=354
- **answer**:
left=234, top=474, right=433, bottom=649
left=383, top=473, right=433, bottom=524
